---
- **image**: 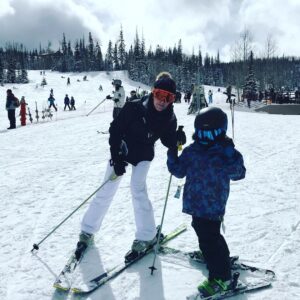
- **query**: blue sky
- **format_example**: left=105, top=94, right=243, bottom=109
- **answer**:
left=0, top=0, right=299, bottom=62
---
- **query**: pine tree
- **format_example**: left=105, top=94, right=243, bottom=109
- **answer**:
left=6, top=58, right=16, bottom=83
left=95, top=42, right=104, bottom=71
left=133, top=29, right=140, bottom=59
left=177, top=39, right=183, bottom=65
left=105, top=40, right=113, bottom=71
left=140, top=33, right=145, bottom=60
left=88, top=32, right=94, bottom=70
left=198, top=48, right=203, bottom=67
left=0, top=56, right=4, bottom=84
left=113, top=43, right=120, bottom=70
left=62, top=33, right=67, bottom=55
left=74, top=40, right=82, bottom=72
left=243, top=51, right=258, bottom=101
left=118, top=26, right=126, bottom=69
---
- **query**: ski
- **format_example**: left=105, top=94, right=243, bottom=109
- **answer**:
left=53, top=254, right=78, bottom=291
left=97, top=130, right=109, bottom=134
left=160, top=246, right=275, bottom=279
left=158, top=246, right=275, bottom=300
left=186, top=277, right=271, bottom=300
left=160, top=246, right=239, bottom=266
left=28, top=107, right=33, bottom=123
left=72, top=223, right=187, bottom=294
left=53, top=246, right=88, bottom=291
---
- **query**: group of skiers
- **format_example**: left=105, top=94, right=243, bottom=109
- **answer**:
left=47, top=91, right=76, bottom=111
left=74, top=71, right=246, bottom=298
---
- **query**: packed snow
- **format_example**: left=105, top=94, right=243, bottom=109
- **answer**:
left=0, top=70, right=299, bottom=300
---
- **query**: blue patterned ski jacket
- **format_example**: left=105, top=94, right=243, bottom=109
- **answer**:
left=167, top=140, right=246, bottom=221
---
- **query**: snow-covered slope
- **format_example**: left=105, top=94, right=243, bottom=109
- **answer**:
left=0, top=71, right=300, bottom=300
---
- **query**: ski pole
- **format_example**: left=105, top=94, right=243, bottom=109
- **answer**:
left=231, top=98, right=235, bottom=141
left=31, top=172, right=118, bottom=252
left=86, top=98, right=106, bottom=116
left=149, top=173, right=173, bottom=275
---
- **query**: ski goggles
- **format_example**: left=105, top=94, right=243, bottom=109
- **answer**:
left=196, top=128, right=224, bottom=144
left=152, top=88, right=176, bottom=104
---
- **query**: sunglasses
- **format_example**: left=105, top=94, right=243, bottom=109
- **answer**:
left=152, top=88, right=176, bottom=103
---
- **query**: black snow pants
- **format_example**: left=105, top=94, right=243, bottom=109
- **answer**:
left=192, top=216, right=231, bottom=281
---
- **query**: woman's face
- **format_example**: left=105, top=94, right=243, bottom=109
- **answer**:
left=153, top=96, right=170, bottom=111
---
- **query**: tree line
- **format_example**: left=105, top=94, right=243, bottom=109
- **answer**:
left=0, top=28, right=299, bottom=96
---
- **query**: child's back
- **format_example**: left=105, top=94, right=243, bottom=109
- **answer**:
left=168, top=136, right=245, bottom=220
left=167, top=106, right=246, bottom=298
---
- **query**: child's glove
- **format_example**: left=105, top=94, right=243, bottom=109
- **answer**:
left=219, top=136, right=235, bottom=158
left=106, top=95, right=112, bottom=99
left=167, top=147, right=178, bottom=163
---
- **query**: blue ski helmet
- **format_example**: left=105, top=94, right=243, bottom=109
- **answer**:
left=194, top=107, right=227, bottom=144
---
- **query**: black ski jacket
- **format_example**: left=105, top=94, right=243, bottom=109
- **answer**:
left=109, top=95, right=177, bottom=166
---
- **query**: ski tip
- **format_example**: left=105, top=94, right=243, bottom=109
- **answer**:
left=72, top=287, right=85, bottom=294
left=53, top=283, right=70, bottom=291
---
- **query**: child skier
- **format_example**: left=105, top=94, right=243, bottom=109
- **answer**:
left=167, top=106, right=246, bottom=297
left=19, top=96, right=27, bottom=126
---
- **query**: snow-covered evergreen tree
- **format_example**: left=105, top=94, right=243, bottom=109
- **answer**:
left=74, top=41, right=82, bottom=72
left=0, top=57, right=4, bottom=84
left=113, top=43, right=120, bottom=70
left=118, top=26, right=126, bottom=69
left=88, top=32, right=95, bottom=71
left=243, top=51, right=258, bottom=100
left=6, top=59, right=16, bottom=83
left=95, top=42, right=104, bottom=71
left=105, top=40, right=113, bottom=71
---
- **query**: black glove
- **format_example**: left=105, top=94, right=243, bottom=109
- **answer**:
left=176, top=126, right=186, bottom=146
left=110, top=141, right=128, bottom=176
left=113, top=160, right=128, bottom=176
left=218, top=136, right=235, bottom=158
left=106, top=95, right=112, bottom=99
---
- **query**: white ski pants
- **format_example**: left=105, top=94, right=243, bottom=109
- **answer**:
left=81, top=161, right=157, bottom=241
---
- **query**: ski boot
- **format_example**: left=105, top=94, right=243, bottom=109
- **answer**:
left=197, top=272, right=241, bottom=298
left=124, top=230, right=166, bottom=263
left=74, top=231, right=94, bottom=261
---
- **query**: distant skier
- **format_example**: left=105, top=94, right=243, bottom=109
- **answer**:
left=106, top=79, right=126, bottom=119
left=74, top=72, right=186, bottom=262
left=64, top=94, right=71, bottom=110
left=48, top=94, right=57, bottom=111
left=175, top=91, right=182, bottom=103
left=70, top=96, right=76, bottom=110
left=184, top=91, right=192, bottom=104
left=167, top=107, right=246, bottom=298
left=208, top=90, right=213, bottom=104
left=67, top=77, right=70, bottom=85
left=99, top=84, right=103, bottom=91
left=126, top=90, right=138, bottom=102
left=6, top=89, right=19, bottom=129
left=224, top=85, right=232, bottom=103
